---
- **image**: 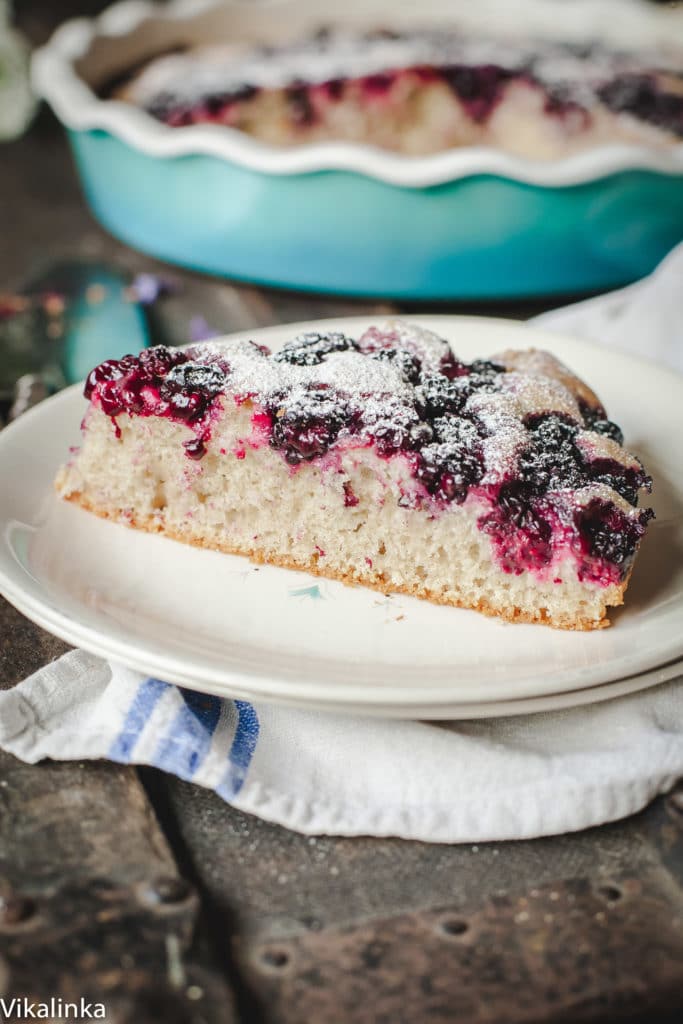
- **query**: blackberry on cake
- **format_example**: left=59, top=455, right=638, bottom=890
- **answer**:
left=56, top=321, right=654, bottom=630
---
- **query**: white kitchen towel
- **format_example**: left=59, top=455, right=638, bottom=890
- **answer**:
left=1, top=244, right=682, bottom=843
left=534, top=240, right=683, bottom=373
left=0, top=651, right=682, bottom=842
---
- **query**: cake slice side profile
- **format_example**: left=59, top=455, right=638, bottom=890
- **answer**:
left=55, top=321, right=654, bottom=630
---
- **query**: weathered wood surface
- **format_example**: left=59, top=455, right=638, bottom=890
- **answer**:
left=0, top=602, right=238, bottom=1021
left=1, top=3, right=682, bottom=1020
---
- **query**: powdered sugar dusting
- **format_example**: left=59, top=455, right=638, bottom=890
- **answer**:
left=467, top=391, right=528, bottom=485
left=121, top=28, right=680, bottom=109
left=575, top=429, right=641, bottom=469
left=499, top=371, right=582, bottom=422
left=182, top=321, right=646, bottom=505
left=80, top=320, right=653, bottom=580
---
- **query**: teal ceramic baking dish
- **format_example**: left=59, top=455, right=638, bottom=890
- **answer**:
left=33, top=0, right=683, bottom=299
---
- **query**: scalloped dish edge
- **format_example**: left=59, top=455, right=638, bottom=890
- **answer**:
left=31, top=0, right=683, bottom=188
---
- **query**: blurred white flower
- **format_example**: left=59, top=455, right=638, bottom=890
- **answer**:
left=0, top=0, right=37, bottom=139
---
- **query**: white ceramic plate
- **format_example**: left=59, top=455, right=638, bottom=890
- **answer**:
left=1, top=316, right=682, bottom=718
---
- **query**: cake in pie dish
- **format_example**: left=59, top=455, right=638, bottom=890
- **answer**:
left=110, top=27, right=683, bottom=158
left=55, top=321, right=654, bottom=630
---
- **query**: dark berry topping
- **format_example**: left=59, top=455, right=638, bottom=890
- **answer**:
left=98, top=379, right=127, bottom=418
left=183, top=437, right=207, bottom=460
left=286, top=83, right=317, bottom=125
left=371, top=347, right=422, bottom=384
left=577, top=398, right=606, bottom=424
left=518, top=415, right=585, bottom=494
left=357, top=324, right=458, bottom=379
left=322, top=77, right=346, bottom=101
left=438, top=351, right=466, bottom=380
left=473, top=411, right=653, bottom=577
left=575, top=499, right=654, bottom=572
left=343, top=481, right=359, bottom=507
left=147, top=85, right=258, bottom=126
left=361, top=401, right=429, bottom=457
left=438, top=63, right=514, bottom=122
left=160, top=363, right=227, bottom=423
left=361, top=72, right=396, bottom=96
left=479, top=482, right=553, bottom=573
left=163, top=362, right=226, bottom=395
left=468, top=359, right=506, bottom=377
left=543, top=83, right=589, bottom=121
left=82, top=324, right=652, bottom=578
left=84, top=358, right=126, bottom=400
left=84, top=346, right=226, bottom=458
left=417, top=419, right=486, bottom=504
left=146, top=91, right=190, bottom=125
left=598, top=74, right=683, bottom=137
left=416, top=367, right=502, bottom=419
left=519, top=413, right=648, bottom=506
left=137, top=344, right=187, bottom=378
left=590, top=419, right=624, bottom=445
left=274, top=331, right=358, bottom=366
left=267, top=385, right=352, bottom=464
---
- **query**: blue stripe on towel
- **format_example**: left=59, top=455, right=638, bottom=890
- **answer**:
left=217, top=700, right=260, bottom=799
left=152, top=688, right=223, bottom=779
left=108, top=677, right=170, bottom=761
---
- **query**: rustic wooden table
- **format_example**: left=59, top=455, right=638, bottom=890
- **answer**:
left=1, top=5, right=683, bottom=1022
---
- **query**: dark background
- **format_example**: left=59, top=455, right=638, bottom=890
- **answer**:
left=1, top=4, right=683, bottom=1023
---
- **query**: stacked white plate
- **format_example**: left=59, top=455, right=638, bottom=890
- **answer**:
left=1, top=317, right=681, bottom=718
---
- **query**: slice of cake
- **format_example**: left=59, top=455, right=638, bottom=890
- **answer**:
left=56, top=321, right=653, bottom=630
left=109, top=28, right=683, bottom=159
